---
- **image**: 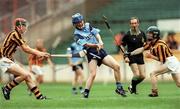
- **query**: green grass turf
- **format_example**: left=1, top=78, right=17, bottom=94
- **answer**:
left=1, top=82, right=180, bottom=109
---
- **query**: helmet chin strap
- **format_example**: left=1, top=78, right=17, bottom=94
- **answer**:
left=16, top=25, right=27, bottom=34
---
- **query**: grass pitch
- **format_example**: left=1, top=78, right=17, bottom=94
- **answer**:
left=1, top=82, right=180, bottom=109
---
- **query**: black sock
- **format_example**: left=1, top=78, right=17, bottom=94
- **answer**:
left=136, top=78, right=144, bottom=85
left=131, top=79, right=138, bottom=90
left=131, top=77, right=144, bottom=91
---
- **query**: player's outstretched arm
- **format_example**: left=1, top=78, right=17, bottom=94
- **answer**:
left=20, top=44, right=50, bottom=58
left=130, top=47, right=144, bottom=56
left=84, top=43, right=99, bottom=48
left=123, top=47, right=144, bottom=59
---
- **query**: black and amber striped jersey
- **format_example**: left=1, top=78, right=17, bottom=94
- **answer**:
left=144, top=40, right=173, bottom=63
left=1, top=29, right=26, bottom=60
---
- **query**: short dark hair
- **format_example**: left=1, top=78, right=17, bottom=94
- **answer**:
left=130, top=17, right=139, bottom=23
left=168, top=31, right=176, bottom=36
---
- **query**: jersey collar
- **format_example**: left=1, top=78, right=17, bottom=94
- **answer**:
left=130, top=29, right=141, bottom=36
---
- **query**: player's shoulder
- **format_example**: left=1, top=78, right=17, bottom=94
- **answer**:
left=74, top=29, right=80, bottom=36
left=7, top=30, right=17, bottom=37
left=154, top=40, right=167, bottom=48
left=157, top=40, right=166, bottom=45
left=71, top=42, right=77, bottom=46
left=85, top=22, right=90, bottom=26
left=14, top=29, right=21, bottom=36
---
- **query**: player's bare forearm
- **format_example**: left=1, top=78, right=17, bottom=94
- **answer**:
left=131, top=47, right=144, bottom=55
left=96, top=34, right=104, bottom=45
left=151, top=55, right=159, bottom=61
left=84, top=43, right=99, bottom=48
left=21, top=44, right=49, bottom=58
left=21, top=44, right=42, bottom=55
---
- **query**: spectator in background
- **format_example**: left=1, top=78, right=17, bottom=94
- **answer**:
left=29, top=39, right=55, bottom=85
left=67, top=42, right=84, bottom=95
left=166, top=32, right=178, bottom=50
left=114, top=31, right=125, bottom=53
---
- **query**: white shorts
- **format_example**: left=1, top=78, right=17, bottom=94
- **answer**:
left=165, top=56, right=180, bottom=74
left=31, top=65, right=43, bottom=75
left=0, top=57, right=16, bottom=73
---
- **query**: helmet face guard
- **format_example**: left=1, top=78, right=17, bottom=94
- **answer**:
left=146, top=26, right=160, bottom=40
left=14, top=18, right=28, bottom=28
left=14, top=18, right=28, bottom=34
left=72, top=13, right=83, bottom=25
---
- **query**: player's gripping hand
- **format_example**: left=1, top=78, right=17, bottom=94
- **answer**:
left=124, top=57, right=130, bottom=63
left=38, top=52, right=50, bottom=59
left=96, top=43, right=104, bottom=51
left=123, top=52, right=131, bottom=63
left=145, top=52, right=153, bottom=59
left=123, top=52, right=131, bottom=58
left=99, top=42, right=104, bottom=49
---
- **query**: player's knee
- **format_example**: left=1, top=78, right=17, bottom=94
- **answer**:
left=114, top=64, right=120, bottom=72
left=24, top=73, right=32, bottom=81
left=38, top=79, right=43, bottom=84
left=20, top=73, right=27, bottom=80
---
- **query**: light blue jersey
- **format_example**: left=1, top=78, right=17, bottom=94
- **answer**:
left=74, top=23, right=100, bottom=46
left=67, top=42, right=84, bottom=65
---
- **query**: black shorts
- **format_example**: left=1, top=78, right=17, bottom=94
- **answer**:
left=72, top=63, right=83, bottom=71
left=129, top=54, right=144, bottom=65
left=86, top=48, right=107, bottom=66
